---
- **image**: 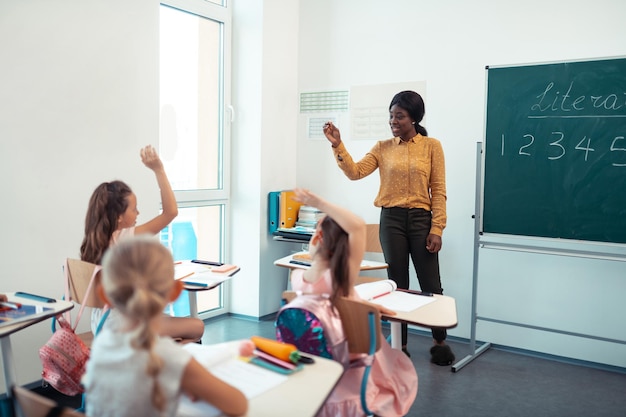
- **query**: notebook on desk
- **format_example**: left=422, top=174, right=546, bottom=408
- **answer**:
left=0, top=304, right=54, bottom=329
left=354, top=280, right=437, bottom=312
left=175, top=261, right=240, bottom=288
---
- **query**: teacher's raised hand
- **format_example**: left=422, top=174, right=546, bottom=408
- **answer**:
left=323, top=121, right=342, bottom=148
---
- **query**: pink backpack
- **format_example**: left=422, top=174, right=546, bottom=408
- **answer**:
left=38, top=261, right=101, bottom=396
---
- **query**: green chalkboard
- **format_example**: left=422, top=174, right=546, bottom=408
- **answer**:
left=482, top=57, right=626, bottom=244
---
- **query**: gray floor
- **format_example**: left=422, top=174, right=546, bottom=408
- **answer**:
left=204, top=315, right=626, bottom=417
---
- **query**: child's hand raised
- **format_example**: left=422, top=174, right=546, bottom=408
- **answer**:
left=293, top=188, right=320, bottom=207
left=140, top=145, right=164, bottom=171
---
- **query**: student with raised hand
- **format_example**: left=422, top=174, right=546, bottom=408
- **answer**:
left=289, top=188, right=417, bottom=417
left=80, top=145, right=204, bottom=342
left=323, top=90, right=454, bottom=365
left=83, top=236, right=248, bottom=417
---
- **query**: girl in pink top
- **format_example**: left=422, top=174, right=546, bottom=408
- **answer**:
left=289, top=188, right=417, bottom=417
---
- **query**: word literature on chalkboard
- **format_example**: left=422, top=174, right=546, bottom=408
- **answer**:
left=482, top=57, right=626, bottom=244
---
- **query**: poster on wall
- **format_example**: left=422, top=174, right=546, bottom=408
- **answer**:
left=350, top=81, right=427, bottom=140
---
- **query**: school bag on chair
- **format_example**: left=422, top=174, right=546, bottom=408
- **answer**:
left=38, top=260, right=102, bottom=397
left=275, top=292, right=350, bottom=366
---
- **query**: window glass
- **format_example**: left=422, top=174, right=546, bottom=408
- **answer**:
left=160, top=1, right=231, bottom=318
left=160, top=5, right=222, bottom=191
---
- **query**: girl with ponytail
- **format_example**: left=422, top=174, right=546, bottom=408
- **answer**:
left=83, top=236, right=247, bottom=417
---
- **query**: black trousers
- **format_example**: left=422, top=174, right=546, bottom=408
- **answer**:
left=379, top=207, right=447, bottom=345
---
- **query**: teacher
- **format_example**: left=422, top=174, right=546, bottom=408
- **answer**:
left=323, top=90, right=454, bottom=366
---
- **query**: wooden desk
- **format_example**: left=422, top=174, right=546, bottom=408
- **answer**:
left=178, top=348, right=343, bottom=417
left=383, top=294, right=458, bottom=349
left=245, top=354, right=342, bottom=417
left=274, top=252, right=388, bottom=272
left=0, top=292, right=73, bottom=396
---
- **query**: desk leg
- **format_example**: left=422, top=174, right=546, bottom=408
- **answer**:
left=1, top=337, right=16, bottom=397
left=187, top=291, right=199, bottom=319
left=390, top=322, right=401, bottom=350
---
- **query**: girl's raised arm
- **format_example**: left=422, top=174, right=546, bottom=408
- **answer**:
left=293, top=188, right=366, bottom=286
left=135, top=145, right=178, bottom=236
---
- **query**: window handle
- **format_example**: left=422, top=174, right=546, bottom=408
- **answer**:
left=227, top=105, right=235, bottom=123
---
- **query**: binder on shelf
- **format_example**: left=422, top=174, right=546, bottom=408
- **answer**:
left=268, top=191, right=280, bottom=234
left=279, top=190, right=302, bottom=229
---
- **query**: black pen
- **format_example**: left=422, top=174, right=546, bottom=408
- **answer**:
left=397, top=288, right=433, bottom=297
left=289, top=259, right=311, bottom=267
left=191, top=259, right=224, bottom=266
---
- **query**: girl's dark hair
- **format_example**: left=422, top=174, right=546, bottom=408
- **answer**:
left=80, top=180, right=132, bottom=264
left=389, top=90, right=428, bottom=136
left=318, top=216, right=351, bottom=304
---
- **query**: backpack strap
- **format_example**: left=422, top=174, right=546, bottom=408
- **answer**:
left=63, top=259, right=102, bottom=331
left=95, top=307, right=111, bottom=336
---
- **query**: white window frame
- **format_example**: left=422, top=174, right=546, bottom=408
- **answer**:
left=160, top=0, right=233, bottom=320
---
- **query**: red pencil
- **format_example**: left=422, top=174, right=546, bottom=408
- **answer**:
left=372, top=291, right=391, bottom=300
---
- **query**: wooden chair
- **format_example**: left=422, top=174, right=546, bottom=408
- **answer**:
left=334, top=296, right=381, bottom=416
left=279, top=291, right=381, bottom=415
left=65, top=258, right=200, bottom=345
left=12, top=385, right=86, bottom=417
left=356, top=224, right=386, bottom=286
left=64, top=258, right=106, bottom=347
left=365, top=223, right=383, bottom=254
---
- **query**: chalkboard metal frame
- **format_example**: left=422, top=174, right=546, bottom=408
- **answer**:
left=453, top=142, right=626, bottom=373
left=480, top=56, right=626, bottom=246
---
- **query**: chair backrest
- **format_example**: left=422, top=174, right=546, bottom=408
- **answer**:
left=282, top=290, right=297, bottom=304
left=365, top=223, right=383, bottom=254
left=333, top=296, right=381, bottom=355
left=66, top=258, right=105, bottom=308
left=359, top=224, right=386, bottom=285
left=12, top=385, right=86, bottom=417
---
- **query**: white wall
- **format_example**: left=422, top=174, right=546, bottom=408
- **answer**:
left=295, top=0, right=626, bottom=368
left=0, top=0, right=159, bottom=392
left=230, top=0, right=301, bottom=318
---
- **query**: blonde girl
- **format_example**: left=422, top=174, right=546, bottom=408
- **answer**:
left=83, top=236, right=247, bottom=417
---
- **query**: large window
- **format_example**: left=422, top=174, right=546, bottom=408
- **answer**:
left=159, top=0, right=232, bottom=319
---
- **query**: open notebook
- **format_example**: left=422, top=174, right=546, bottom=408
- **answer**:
left=354, top=280, right=436, bottom=312
left=175, top=261, right=240, bottom=288
left=177, top=343, right=288, bottom=417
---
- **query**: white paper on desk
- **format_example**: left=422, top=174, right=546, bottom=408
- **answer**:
left=178, top=344, right=288, bottom=417
left=175, top=262, right=213, bottom=280
left=175, top=261, right=238, bottom=287
left=369, top=291, right=436, bottom=312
